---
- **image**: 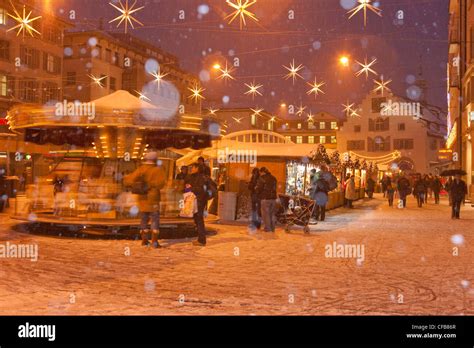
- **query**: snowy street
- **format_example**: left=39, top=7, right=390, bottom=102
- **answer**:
left=0, top=194, right=472, bottom=315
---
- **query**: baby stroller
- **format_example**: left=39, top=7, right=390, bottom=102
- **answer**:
left=276, top=194, right=316, bottom=233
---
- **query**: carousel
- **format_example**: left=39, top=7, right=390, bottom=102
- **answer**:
left=6, top=90, right=220, bottom=236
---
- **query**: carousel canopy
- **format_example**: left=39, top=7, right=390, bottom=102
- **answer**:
left=92, top=90, right=159, bottom=112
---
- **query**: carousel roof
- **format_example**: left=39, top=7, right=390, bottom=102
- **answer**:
left=92, top=90, right=159, bottom=112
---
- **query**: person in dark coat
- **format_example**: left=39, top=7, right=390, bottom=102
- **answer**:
left=431, top=175, right=442, bottom=204
left=397, top=174, right=411, bottom=208
left=386, top=183, right=395, bottom=207
left=450, top=174, right=467, bottom=219
left=255, top=167, right=277, bottom=233
left=175, top=166, right=188, bottom=180
left=413, top=175, right=427, bottom=208
left=445, top=177, right=453, bottom=206
left=366, top=177, right=375, bottom=199
left=185, top=162, right=210, bottom=246
left=198, top=157, right=211, bottom=177
left=248, top=167, right=261, bottom=229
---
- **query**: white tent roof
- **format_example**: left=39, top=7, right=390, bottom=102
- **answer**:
left=92, top=90, right=158, bottom=111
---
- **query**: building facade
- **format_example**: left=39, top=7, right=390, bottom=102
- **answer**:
left=213, top=108, right=275, bottom=135
left=448, top=0, right=474, bottom=194
left=338, top=90, right=447, bottom=174
left=276, top=111, right=339, bottom=149
left=63, top=31, right=200, bottom=114
left=0, top=0, right=72, bottom=179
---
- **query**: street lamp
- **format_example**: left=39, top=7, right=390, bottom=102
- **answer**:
left=339, top=55, right=350, bottom=68
left=213, top=63, right=221, bottom=70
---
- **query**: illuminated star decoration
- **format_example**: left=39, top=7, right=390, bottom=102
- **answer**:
left=283, top=59, right=304, bottom=85
left=307, top=112, right=314, bottom=122
left=347, top=0, right=382, bottom=27
left=109, top=0, right=144, bottom=34
left=356, top=57, right=378, bottom=79
left=7, top=3, right=42, bottom=38
left=373, top=76, right=392, bottom=96
left=207, top=108, right=220, bottom=116
left=296, top=104, right=307, bottom=117
left=88, top=74, right=108, bottom=88
left=135, top=90, right=151, bottom=102
left=342, top=102, right=355, bottom=116
left=188, top=84, right=206, bottom=103
left=225, top=0, right=259, bottom=30
left=250, top=108, right=263, bottom=117
left=350, top=109, right=361, bottom=118
left=218, top=62, right=236, bottom=82
left=150, top=70, right=169, bottom=88
left=244, top=81, right=263, bottom=99
left=232, top=117, right=243, bottom=124
left=306, top=78, right=326, bottom=98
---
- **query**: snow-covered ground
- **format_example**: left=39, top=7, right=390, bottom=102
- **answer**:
left=0, top=194, right=472, bottom=315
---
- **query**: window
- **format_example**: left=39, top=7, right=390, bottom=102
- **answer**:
left=369, top=117, right=389, bottom=131
left=43, top=24, right=62, bottom=44
left=18, top=79, right=38, bottom=103
left=398, top=123, right=406, bottom=131
left=43, top=53, right=61, bottom=74
left=95, top=45, right=102, bottom=59
left=0, top=8, right=7, bottom=25
left=331, top=121, right=338, bottom=129
left=394, top=139, right=414, bottom=150
left=0, top=74, right=7, bottom=96
left=267, top=122, right=273, bottom=131
left=372, top=97, right=387, bottom=113
left=354, top=125, right=361, bottom=132
left=0, top=40, right=9, bottom=60
left=330, top=136, right=337, bottom=144
left=105, top=49, right=112, bottom=63
left=20, top=46, right=39, bottom=69
left=285, top=136, right=292, bottom=143
left=297, top=123, right=302, bottom=129
left=308, top=120, right=315, bottom=129
left=110, top=77, right=116, bottom=91
left=114, top=52, right=120, bottom=66
left=320, top=136, right=326, bottom=144
left=66, top=72, right=76, bottom=86
left=347, top=140, right=365, bottom=151
left=319, top=122, right=326, bottom=130
left=372, top=136, right=389, bottom=152
left=251, top=113, right=256, bottom=126
left=296, top=136, right=303, bottom=144
left=42, top=82, right=59, bottom=104
left=308, top=136, right=315, bottom=144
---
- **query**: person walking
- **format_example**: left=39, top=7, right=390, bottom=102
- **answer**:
left=386, top=182, right=395, bottom=207
left=413, top=175, right=427, bottom=208
left=345, top=175, right=357, bottom=208
left=366, top=176, right=375, bottom=199
left=248, top=167, right=261, bottom=229
left=380, top=175, right=388, bottom=198
left=431, top=175, right=442, bottom=204
left=397, top=174, right=411, bottom=208
left=185, top=162, right=211, bottom=246
left=445, top=177, right=453, bottom=206
left=124, top=152, right=166, bottom=248
left=255, top=167, right=277, bottom=233
left=450, top=174, right=467, bottom=219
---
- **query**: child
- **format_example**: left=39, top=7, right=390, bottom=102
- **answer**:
left=387, top=183, right=395, bottom=207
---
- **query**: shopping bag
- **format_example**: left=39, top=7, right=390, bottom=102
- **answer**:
left=179, top=192, right=197, bottom=218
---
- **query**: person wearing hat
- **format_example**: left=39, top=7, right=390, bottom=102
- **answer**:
left=124, top=151, right=166, bottom=248
left=255, top=167, right=277, bottom=232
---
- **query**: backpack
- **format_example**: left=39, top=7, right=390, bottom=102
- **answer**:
left=131, top=172, right=149, bottom=195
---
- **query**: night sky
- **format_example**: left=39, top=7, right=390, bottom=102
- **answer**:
left=50, top=0, right=449, bottom=119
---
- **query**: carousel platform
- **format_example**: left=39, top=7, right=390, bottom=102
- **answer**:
left=11, top=212, right=219, bottom=239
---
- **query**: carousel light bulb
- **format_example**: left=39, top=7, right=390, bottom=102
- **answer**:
left=7, top=3, right=42, bottom=38
left=225, top=0, right=259, bottom=30
left=355, top=57, right=378, bottom=79
left=109, top=0, right=144, bottom=34
left=283, top=59, right=304, bottom=85
left=347, top=0, right=382, bottom=27
left=306, top=78, right=326, bottom=98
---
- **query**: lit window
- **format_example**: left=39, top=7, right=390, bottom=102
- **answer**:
left=297, top=123, right=302, bottom=129
left=331, top=136, right=337, bottom=144
left=320, top=136, right=326, bottom=144
left=0, top=8, right=7, bottom=25
left=308, top=136, right=315, bottom=144
left=251, top=114, right=256, bottom=126
left=285, top=136, right=292, bottom=143
left=0, top=74, right=7, bottom=96
left=331, top=121, right=338, bottom=129
left=296, top=136, right=303, bottom=144
left=320, top=122, right=326, bottom=129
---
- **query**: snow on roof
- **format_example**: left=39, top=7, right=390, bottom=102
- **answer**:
left=92, top=90, right=158, bottom=111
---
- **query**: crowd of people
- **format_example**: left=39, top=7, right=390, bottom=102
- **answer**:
left=379, top=173, right=468, bottom=219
